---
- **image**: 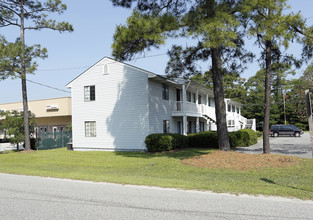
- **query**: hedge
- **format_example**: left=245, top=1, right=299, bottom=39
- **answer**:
left=145, top=133, right=188, bottom=152
left=188, top=129, right=258, bottom=149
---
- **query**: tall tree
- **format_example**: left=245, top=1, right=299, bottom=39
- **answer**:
left=0, top=0, right=73, bottom=150
left=111, top=0, right=252, bottom=151
left=243, top=0, right=313, bottom=153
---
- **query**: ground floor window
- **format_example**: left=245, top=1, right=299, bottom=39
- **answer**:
left=163, top=120, right=170, bottom=133
left=177, top=121, right=182, bottom=134
left=85, top=121, right=96, bottom=137
left=228, top=120, right=235, bottom=127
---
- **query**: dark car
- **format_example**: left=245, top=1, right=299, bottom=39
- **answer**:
left=269, top=125, right=304, bottom=137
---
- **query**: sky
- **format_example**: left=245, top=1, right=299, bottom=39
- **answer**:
left=0, top=0, right=312, bottom=103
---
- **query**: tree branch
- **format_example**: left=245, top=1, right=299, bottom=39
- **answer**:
left=0, top=3, right=21, bottom=17
left=0, top=17, right=20, bottom=27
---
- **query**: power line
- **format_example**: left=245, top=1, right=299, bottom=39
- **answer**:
left=36, top=53, right=168, bottom=72
left=26, top=78, right=70, bottom=93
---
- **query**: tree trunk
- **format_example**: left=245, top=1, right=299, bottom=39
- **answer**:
left=211, top=47, right=230, bottom=151
left=263, top=39, right=272, bottom=154
left=20, top=0, right=31, bottom=151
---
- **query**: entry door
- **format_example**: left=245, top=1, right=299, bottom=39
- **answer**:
left=177, top=121, right=182, bottom=134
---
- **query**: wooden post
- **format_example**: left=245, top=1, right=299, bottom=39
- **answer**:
left=305, top=90, right=313, bottom=158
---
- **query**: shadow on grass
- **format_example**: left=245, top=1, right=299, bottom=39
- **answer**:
left=114, top=148, right=216, bottom=160
left=260, top=178, right=313, bottom=193
left=37, top=146, right=65, bottom=151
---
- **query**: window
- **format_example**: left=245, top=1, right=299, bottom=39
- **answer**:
left=187, top=91, right=191, bottom=102
left=103, top=63, right=109, bottom=75
left=162, top=84, right=169, bottom=100
left=198, top=95, right=202, bottom=104
left=228, top=104, right=231, bottom=112
left=236, top=107, right=240, bottom=114
left=232, top=105, right=236, bottom=112
left=85, top=121, right=96, bottom=137
left=163, top=120, right=170, bottom=133
left=84, top=85, right=95, bottom=102
left=228, top=120, right=235, bottom=127
left=208, top=97, right=211, bottom=106
left=193, top=93, right=196, bottom=103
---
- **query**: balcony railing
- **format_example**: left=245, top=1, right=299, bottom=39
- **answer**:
left=171, top=101, right=215, bottom=119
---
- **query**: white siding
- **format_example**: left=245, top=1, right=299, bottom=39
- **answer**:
left=71, top=58, right=149, bottom=151
left=148, top=80, right=176, bottom=134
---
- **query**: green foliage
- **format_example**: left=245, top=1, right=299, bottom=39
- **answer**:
left=256, top=130, right=263, bottom=138
left=188, top=129, right=257, bottom=148
left=145, top=133, right=188, bottom=152
left=30, top=138, right=38, bottom=150
left=0, top=110, right=36, bottom=148
left=188, top=131, right=218, bottom=148
left=0, top=37, right=47, bottom=80
left=42, top=138, right=55, bottom=148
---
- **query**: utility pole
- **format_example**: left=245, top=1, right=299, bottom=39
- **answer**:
left=283, top=92, right=287, bottom=125
left=305, top=90, right=313, bottom=158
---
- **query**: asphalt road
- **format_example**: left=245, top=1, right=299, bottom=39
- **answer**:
left=236, top=132, right=313, bottom=158
left=0, top=173, right=313, bottom=220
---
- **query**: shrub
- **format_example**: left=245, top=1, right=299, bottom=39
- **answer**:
left=30, top=138, right=38, bottom=150
left=145, top=134, right=173, bottom=152
left=145, top=133, right=188, bottom=152
left=256, top=130, right=263, bottom=138
left=42, top=138, right=55, bottom=148
left=188, top=131, right=218, bottom=148
left=167, top=133, right=188, bottom=149
left=233, top=129, right=258, bottom=147
left=188, top=129, right=258, bottom=148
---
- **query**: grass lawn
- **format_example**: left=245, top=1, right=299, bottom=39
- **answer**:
left=0, top=148, right=313, bottom=200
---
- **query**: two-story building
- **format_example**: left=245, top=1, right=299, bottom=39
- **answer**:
left=66, top=57, right=255, bottom=151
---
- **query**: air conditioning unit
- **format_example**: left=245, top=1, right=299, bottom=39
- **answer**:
left=46, top=105, right=59, bottom=111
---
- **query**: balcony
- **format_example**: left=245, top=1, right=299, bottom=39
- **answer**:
left=171, top=101, right=216, bottom=120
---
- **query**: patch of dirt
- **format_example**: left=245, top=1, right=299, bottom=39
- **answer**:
left=182, top=151, right=303, bottom=170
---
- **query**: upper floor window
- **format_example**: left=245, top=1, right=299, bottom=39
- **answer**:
left=208, top=97, right=211, bottom=106
left=84, top=85, right=95, bottom=102
left=162, top=84, right=169, bottom=100
left=232, top=105, right=236, bottom=112
left=236, top=107, right=240, bottom=114
left=198, top=95, right=202, bottom=104
left=193, top=93, right=196, bottom=103
left=187, top=91, right=191, bottom=102
left=228, top=104, right=231, bottom=112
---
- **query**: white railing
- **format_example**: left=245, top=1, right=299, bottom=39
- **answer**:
left=171, top=101, right=215, bottom=119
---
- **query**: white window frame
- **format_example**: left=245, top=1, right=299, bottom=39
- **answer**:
left=163, top=120, right=170, bottom=133
left=85, top=121, right=96, bottom=137
left=84, top=85, right=96, bottom=102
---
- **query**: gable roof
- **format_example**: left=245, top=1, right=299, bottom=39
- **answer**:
left=66, top=56, right=158, bottom=88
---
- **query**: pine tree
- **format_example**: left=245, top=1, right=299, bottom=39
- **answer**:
left=0, top=0, right=73, bottom=150
left=111, top=0, right=252, bottom=151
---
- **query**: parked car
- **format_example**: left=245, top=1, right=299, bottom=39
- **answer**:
left=269, top=125, right=304, bottom=137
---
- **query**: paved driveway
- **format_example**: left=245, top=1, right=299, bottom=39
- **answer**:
left=236, top=132, right=313, bottom=158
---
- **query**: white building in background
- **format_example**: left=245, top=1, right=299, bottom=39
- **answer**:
left=66, top=57, right=255, bottom=151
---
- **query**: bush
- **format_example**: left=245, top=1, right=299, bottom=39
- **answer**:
left=145, top=133, right=188, bottom=152
left=233, top=129, right=258, bottom=147
left=167, top=133, right=188, bottom=149
left=256, top=130, right=263, bottom=138
left=188, top=131, right=218, bottom=148
left=188, top=129, right=258, bottom=148
left=42, top=138, right=55, bottom=148
left=30, top=138, right=38, bottom=150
